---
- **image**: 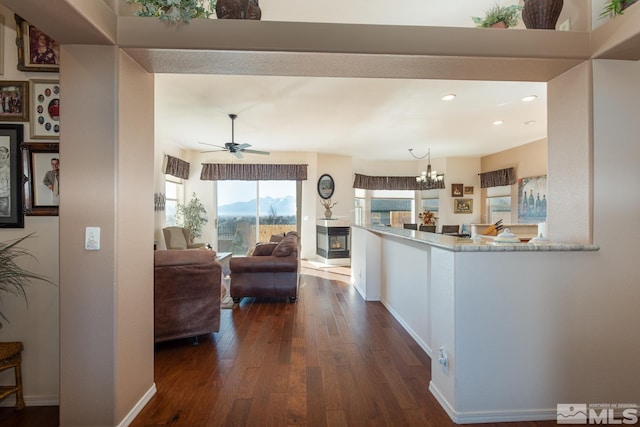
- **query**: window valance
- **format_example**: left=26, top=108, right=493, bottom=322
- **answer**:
left=200, top=163, right=308, bottom=181
left=479, top=167, right=516, bottom=188
left=353, top=173, right=444, bottom=190
left=163, top=155, right=190, bottom=180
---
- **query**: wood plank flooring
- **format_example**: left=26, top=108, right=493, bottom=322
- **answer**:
left=0, top=265, right=558, bottom=426
left=131, top=266, right=558, bottom=427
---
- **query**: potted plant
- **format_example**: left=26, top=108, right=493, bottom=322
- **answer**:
left=601, top=0, right=638, bottom=17
left=176, top=193, right=209, bottom=243
left=0, top=234, right=54, bottom=329
left=472, top=3, right=523, bottom=28
left=126, top=0, right=217, bottom=23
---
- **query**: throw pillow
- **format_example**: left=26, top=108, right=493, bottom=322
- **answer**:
left=252, top=243, right=277, bottom=256
left=272, top=235, right=296, bottom=257
left=269, top=233, right=285, bottom=243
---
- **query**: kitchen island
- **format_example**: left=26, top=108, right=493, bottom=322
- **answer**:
left=351, top=225, right=607, bottom=424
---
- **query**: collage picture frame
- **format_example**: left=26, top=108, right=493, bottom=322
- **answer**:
left=30, top=80, right=60, bottom=140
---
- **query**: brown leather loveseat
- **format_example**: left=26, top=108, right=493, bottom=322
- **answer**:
left=154, top=249, right=222, bottom=343
left=229, top=231, right=300, bottom=303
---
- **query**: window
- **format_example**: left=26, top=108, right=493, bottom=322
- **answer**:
left=370, top=190, right=413, bottom=227
left=486, top=185, right=512, bottom=224
left=421, top=197, right=439, bottom=214
left=217, top=180, right=298, bottom=254
left=165, top=176, right=183, bottom=226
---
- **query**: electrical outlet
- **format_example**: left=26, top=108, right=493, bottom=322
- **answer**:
left=438, top=346, right=449, bottom=375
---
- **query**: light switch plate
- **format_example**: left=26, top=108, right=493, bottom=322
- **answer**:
left=85, top=227, right=100, bottom=250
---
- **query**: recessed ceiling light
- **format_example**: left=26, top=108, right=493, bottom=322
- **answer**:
left=441, top=94, right=456, bottom=101
left=524, top=120, right=536, bottom=125
left=522, top=95, right=538, bottom=102
left=493, top=120, right=504, bottom=126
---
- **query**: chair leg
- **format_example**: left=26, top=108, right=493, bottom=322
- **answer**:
left=232, top=297, right=242, bottom=303
left=14, top=360, right=24, bottom=410
left=289, top=296, right=297, bottom=303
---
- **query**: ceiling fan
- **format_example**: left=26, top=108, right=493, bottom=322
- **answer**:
left=199, top=113, right=270, bottom=158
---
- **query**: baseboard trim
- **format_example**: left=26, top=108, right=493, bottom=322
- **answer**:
left=429, top=381, right=557, bottom=424
left=117, top=383, right=157, bottom=427
left=380, top=299, right=432, bottom=358
left=0, top=394, right=59, bottom=407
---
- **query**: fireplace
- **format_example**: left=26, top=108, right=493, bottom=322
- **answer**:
left=316, top=219, right=350, bottom=266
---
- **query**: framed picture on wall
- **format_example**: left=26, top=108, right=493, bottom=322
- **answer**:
left=23, top=142, right=59, bottom=216
left=451, top=183, right=463, bottom=197
left=454, top=198, right=473, bottom=214
left=30, top=80, right=60, bottom=140
left=15, top=15, right=60, bottom=72
left=0, top=124, right=24, bottom=228
left=0, top=81, right=29, bottom=122
left=464, top=186, right=474, bottom=195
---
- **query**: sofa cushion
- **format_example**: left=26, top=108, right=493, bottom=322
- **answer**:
left=252, top=243, right=277, bottom=256
left=269, top=233, right=285, bottom=243
left=154, top=249, right=217, bottom=267
left=272, top=235, right=298, bottom=257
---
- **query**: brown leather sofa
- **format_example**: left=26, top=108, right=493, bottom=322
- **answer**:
left=229, top=231, right=300, bottom=303
left=154, top=249, right=221, bottom=343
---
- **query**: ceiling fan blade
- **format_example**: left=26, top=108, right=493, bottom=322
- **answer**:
left=198, top=142, right=226, bottom=149
left=235, top=143, right=251, bottom=150
left=199, top=149, right=228, bottom=153
left=241, top=149, right=270, bottom=156
left=232, top=151, right=243, bottom=159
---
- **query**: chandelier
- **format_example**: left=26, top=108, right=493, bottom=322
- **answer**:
left=409, top=148, right=445, bottom=189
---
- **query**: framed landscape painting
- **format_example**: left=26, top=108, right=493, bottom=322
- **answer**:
left=0, top=124, right=24, bottom=228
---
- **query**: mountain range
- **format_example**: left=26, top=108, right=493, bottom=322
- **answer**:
left=218, top=195, right=296, bottom=217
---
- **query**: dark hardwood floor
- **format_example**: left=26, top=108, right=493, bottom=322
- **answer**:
left=1, top=265, right=558, bottom=426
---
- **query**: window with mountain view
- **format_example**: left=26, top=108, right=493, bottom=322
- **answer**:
left=217, top=180, right=298, bottom=255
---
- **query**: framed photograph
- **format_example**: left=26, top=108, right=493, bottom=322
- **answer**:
left=15, top=15, right=60, bottom=72
left=30, top=80, right=60, bottom=140
left=23, top=142, right=59, bottom=216
left=451, top=183, right=463, bottom=197
left=0, top=81, right=29, bottom=122
left=0, top=15, right=5, bottom=75
left=454, top=198, right=473, bottom=214
left=0, top=124, right=24, bottom=228
left=464, top=186, right=474, bottom=195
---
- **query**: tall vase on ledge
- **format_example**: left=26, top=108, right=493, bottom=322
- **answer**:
left=522, top=0, right=564, bottom=29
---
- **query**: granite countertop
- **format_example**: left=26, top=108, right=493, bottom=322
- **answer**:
left=354, top=224, right=599, bottom=252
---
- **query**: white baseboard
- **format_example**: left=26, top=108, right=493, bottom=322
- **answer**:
left=429, top=381, right=557, bottom=424
left=379, top=299, right=432, bottom=358
left=116, top=383, right=157, bottom=427
left=0, top=394, right=59, bottom=407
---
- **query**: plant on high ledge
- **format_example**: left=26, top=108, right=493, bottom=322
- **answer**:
left=0, top=234, right=54, bottom=329
left=176, top=193, right=209, bottom=243
left=601, top=0, right=638, bottom=18
left=472, top=3, right=523, bottom=28
left=126, top=0, right=216, bottom=23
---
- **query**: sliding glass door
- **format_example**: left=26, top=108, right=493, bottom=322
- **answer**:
left=217, top=180, right=297, bottom=255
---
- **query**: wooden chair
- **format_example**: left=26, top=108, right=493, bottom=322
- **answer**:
left=419, top=225, right=436, bottom=232
left=403, top=223, right=418, bottom=230
left=0, top=341, right=25, bottom=410
left=441, top=225, right=460, bottom=234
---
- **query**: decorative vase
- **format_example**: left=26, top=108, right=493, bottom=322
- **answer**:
left=324, top=208, right=332, bottom=220
left=522, top=0, right=564, bottom=29
left=216, top=0, right=261, bottom=20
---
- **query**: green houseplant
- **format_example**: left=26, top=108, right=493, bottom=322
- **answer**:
left=176, top=193, right=208, bottom=243
left=126, top=0, right=217, bottom=23
left=472, top=3, right=524, bottom=28
left=601, top=0, right=638, bottom=17
left=0, top=234, right=54, bottom=329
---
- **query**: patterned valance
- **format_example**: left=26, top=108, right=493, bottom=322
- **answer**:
left=200, top=163, right=308, bottom=181
left=163, top=155, right=190, bottom=179
left=479, top=167, right=516, bottom=188
left=353, top=173, right=445, bottom=190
